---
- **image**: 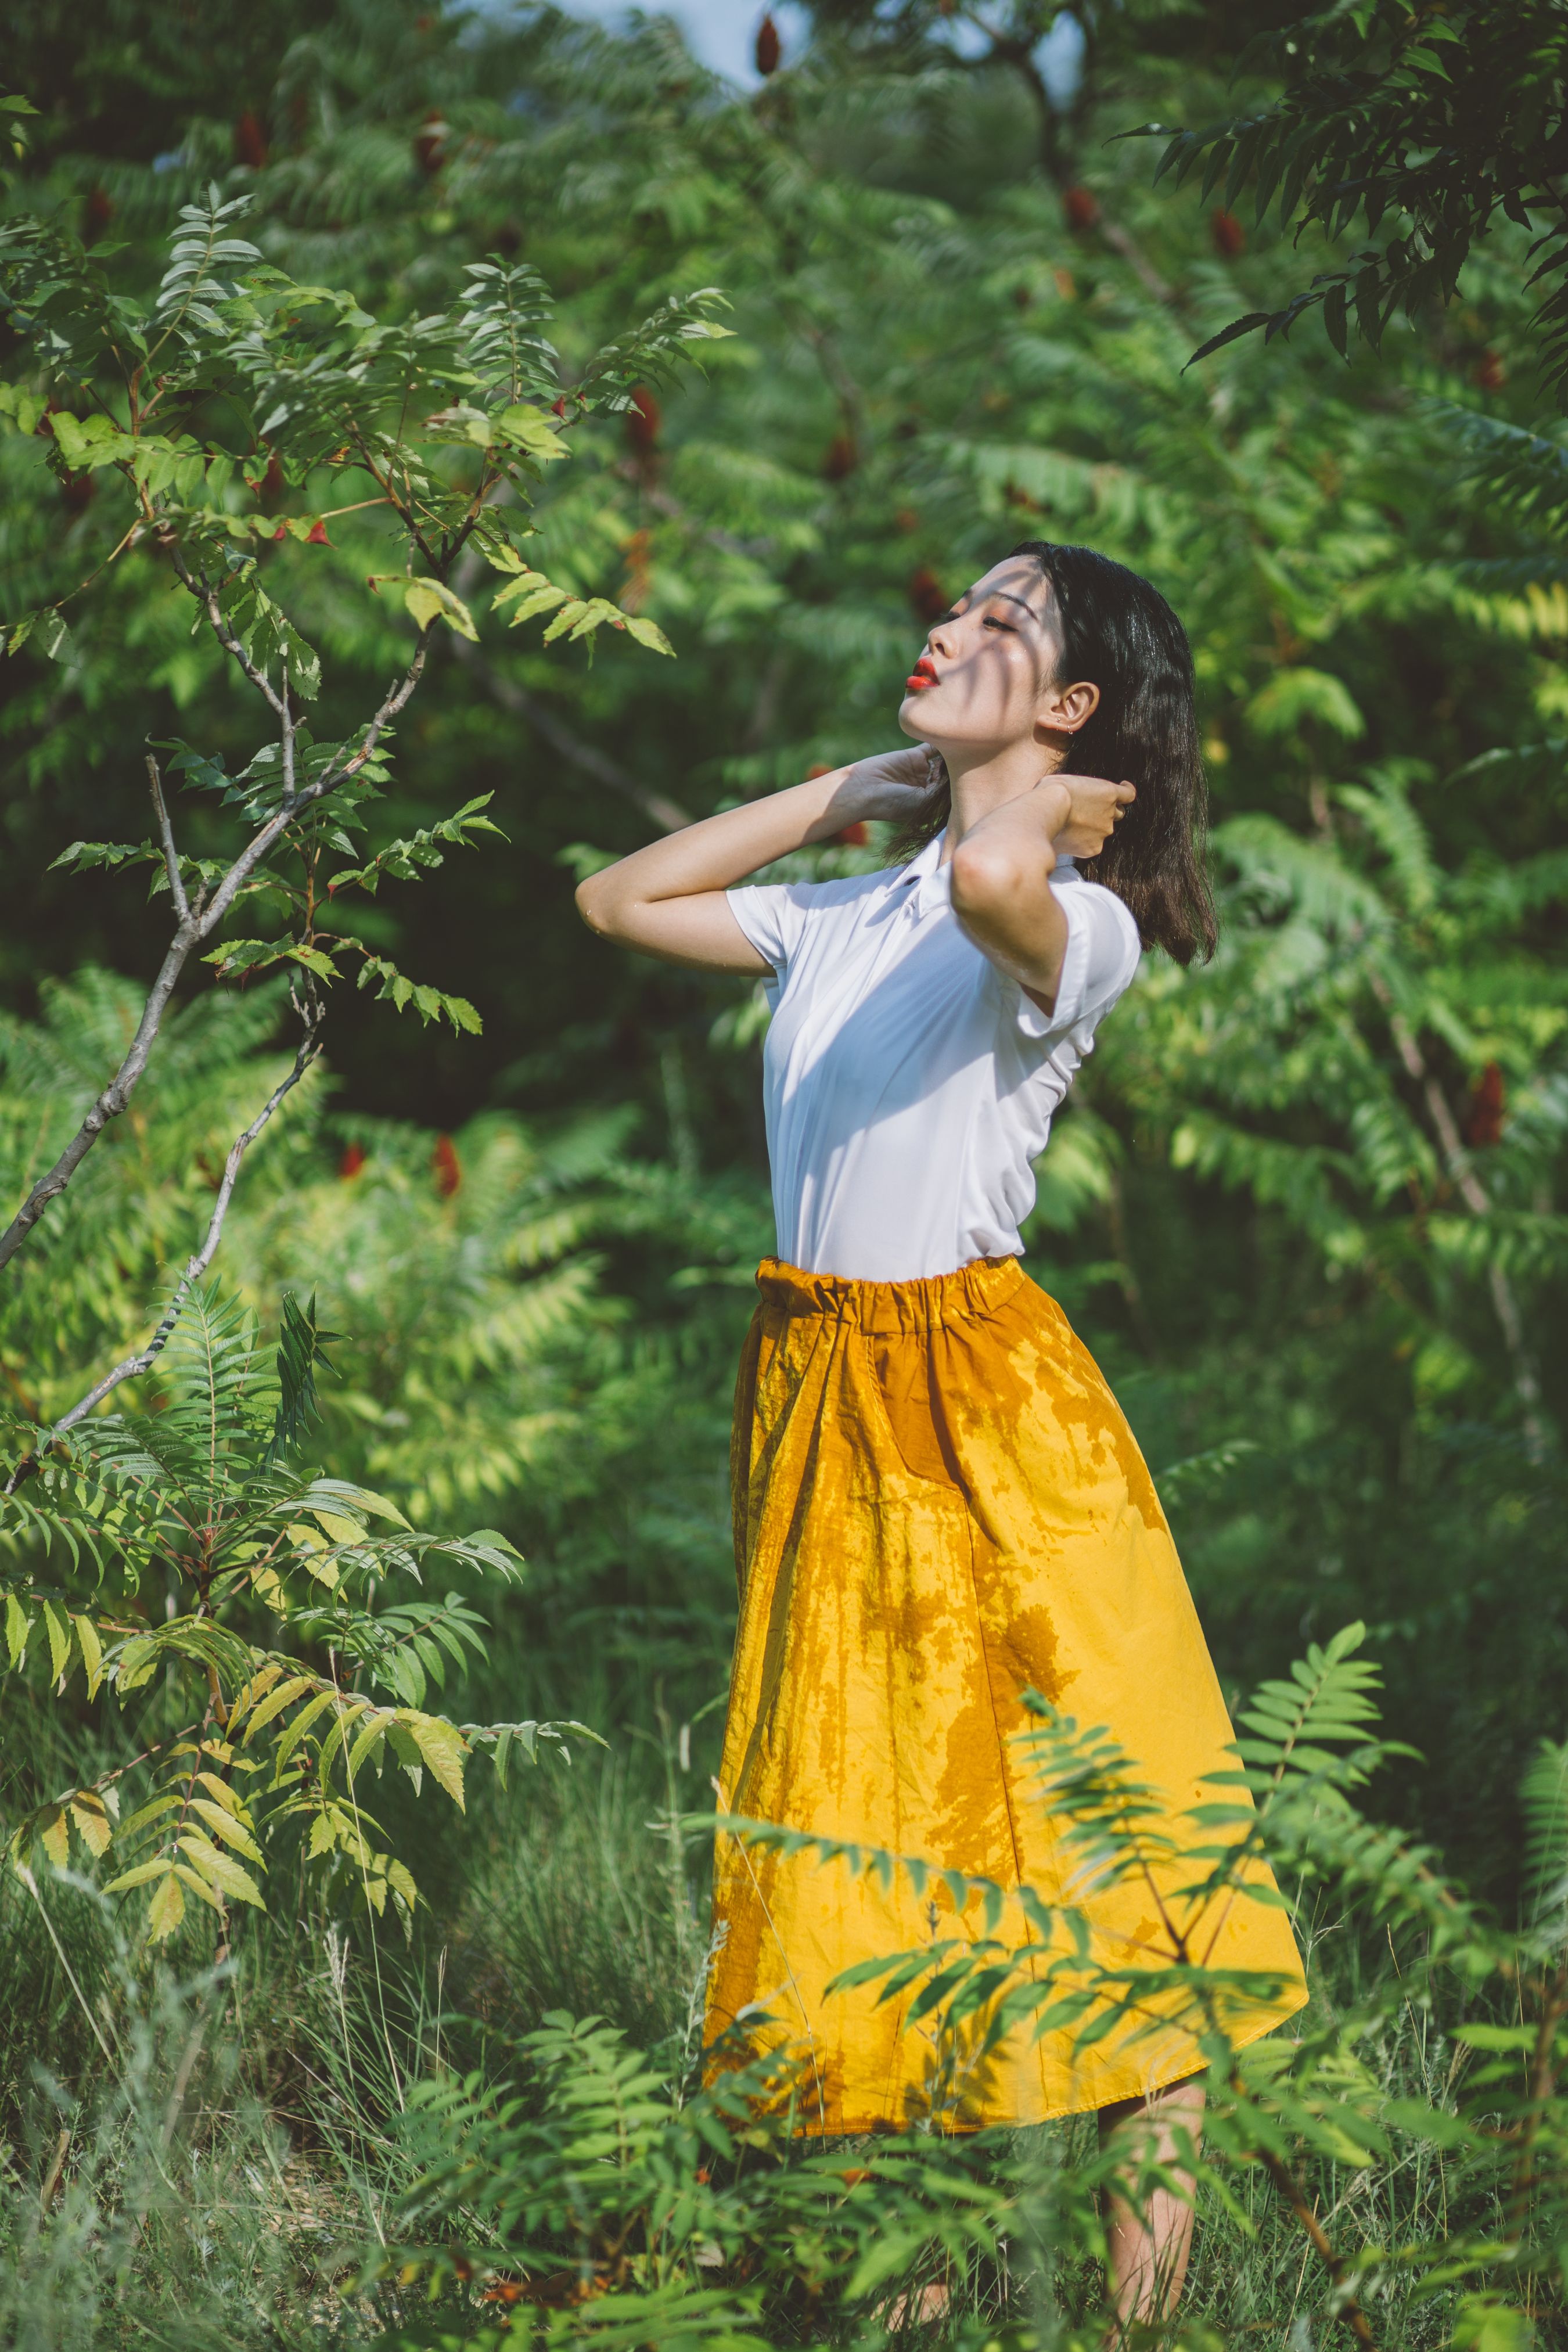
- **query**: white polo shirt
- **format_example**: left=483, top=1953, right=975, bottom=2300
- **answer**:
left=727, top=832, right=1142, bottom=1283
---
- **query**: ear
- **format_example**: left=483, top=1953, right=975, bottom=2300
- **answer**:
left=1035, top=677, right=1101, bottom=738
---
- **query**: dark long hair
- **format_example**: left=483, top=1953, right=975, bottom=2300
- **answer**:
left=905, top=541, right=1217, bottom=965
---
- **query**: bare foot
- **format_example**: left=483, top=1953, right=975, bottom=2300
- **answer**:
left=880, top=2277, right=950, bottom=2329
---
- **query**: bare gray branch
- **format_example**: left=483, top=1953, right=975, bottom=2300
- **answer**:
left=37, top=1006, right=325, bottom=1449
left=170, top=548, right=285, bottom=715
left=0, top=632, right=433, bottom=1274
left=146, top=753, right=189, bottom=921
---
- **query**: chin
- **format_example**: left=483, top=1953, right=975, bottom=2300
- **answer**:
left=896, top=694, right=932, bottom=737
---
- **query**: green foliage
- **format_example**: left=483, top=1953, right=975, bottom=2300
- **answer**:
left=1, top=1283, right=589, bottom=1943
left=364, top=1630, right=1568, bottom=2349
left=1136, top=0, right=1568, bottom=392
left=0, top=156, right=723, bottom=1392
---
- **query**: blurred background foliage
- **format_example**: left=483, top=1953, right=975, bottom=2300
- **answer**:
left=2, top=1, right=1567, bottom=2335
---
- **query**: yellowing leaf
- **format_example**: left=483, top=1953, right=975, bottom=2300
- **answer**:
left=41, top=1599, right=70, bottom=1682
left=351, top=1486, right=413, bottom=1530
left=498, top=582, right=571, bottom=628
left=311, top=1509, right=367, bottom=1546
left=188, top=1799, right=264, bottom=1864
left=230, top=1660, right=284, bottom=1716
left=177, top=1833, right=265, bottom=1908
left=403, top=578, right=479, bottom=641
left=146, top=1868, right=186, bottom=1943
left=251, top=1564, right=287, bottom=1612
left=170, top=1861, right=224, bottom=1912
left=193, top=1771, right=243, bottom=1815
left=39, top=1807, right=69, bottom=1870
left=69, top=1793, right=113, bottom=1858
left=402, top=1712, right=467, bottom=1810
left=74, top=1614, right=103, bottom=1697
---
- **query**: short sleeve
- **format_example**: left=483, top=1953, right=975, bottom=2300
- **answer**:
left=727, top=883, right=813, bottom=985
left=1014, top=876, right=1141, bottom=1048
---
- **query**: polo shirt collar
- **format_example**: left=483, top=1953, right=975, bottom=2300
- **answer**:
left=894, top=831, right=946, bottom=886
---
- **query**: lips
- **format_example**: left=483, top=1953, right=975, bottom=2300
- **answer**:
left=905, top=654, right=938, bottom=692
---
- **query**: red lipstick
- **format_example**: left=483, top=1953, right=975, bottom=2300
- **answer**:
left=905, top=654, right=938, bottom=692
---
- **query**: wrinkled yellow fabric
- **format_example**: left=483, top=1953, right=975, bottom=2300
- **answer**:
left=706, top=1256, right=1308, bottom=2135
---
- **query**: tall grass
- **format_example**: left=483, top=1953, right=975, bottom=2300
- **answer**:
left=1, top=1677, right=1559, bottom=2351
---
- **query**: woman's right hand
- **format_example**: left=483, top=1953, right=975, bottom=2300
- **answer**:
left=839, top=745, right=948, bottom=826
left=576, top=747, right=948, bottom=976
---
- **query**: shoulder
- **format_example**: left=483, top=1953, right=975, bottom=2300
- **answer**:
left=727, top=862, right=897, bottom=979
left=1055, top=869, right=1141, bottom=975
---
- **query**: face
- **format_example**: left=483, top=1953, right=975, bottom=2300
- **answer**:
left=897, top=558, right=1098, bottom=757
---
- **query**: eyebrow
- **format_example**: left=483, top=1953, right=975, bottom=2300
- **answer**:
left=965, top=589, right=1045, bottom=622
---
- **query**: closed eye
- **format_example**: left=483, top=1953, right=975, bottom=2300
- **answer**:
left=983, top=614, right=1013, bottom=631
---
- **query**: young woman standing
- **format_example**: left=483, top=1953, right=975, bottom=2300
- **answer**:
left=577, top=541, right=1308, bottom=2323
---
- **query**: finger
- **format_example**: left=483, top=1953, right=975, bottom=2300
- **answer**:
left=1116, top=781, right=1137, bottom=801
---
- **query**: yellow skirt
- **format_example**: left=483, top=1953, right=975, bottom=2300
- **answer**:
left=706, top=1256, right=1308, bottom=2135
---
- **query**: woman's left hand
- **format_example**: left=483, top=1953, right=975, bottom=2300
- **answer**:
left=1042, top=774, right=1136, bottom=861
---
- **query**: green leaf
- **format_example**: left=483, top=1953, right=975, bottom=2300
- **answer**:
left=492, top=403, right=569, bottom=459
left=49, top=411, right=131, bottom=471
left=623, top=614, right=674, bottom=656
left=1182, top=312, right=1272, bottom=371
left=236, top=1673, right=314, bottom=1742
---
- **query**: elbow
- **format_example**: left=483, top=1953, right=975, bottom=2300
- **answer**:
left=576, top=872, right=623, bottom=940
left=948, top=840, right=1021, bottom=925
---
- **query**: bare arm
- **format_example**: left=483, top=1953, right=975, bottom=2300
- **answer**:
left=950, top=773, right=1135, bottom=1011
left=576, top=747, right=943, bottom=972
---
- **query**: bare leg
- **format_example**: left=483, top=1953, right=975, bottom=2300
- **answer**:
left=1098, top=2076, right=1205, bottom=2329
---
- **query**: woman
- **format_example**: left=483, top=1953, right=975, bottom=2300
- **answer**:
left=577, top=540, right=1308, bottom=2322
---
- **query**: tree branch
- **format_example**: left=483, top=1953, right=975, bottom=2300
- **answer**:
left=146, top=753, right=189, bottom=920
left=169, top=548, right=284, bottom=715
left=0, top=914, right=202, bottom=1273
left=0, top=631, right=434, bottom=1278
left=22, top=1001, right=324, bottom=1455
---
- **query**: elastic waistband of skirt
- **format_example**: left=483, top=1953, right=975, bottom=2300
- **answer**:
left=754, top=1254, right=1027, bottom=1334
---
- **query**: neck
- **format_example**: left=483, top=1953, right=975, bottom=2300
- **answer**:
left=937, top=739, right=1066, bottom=860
